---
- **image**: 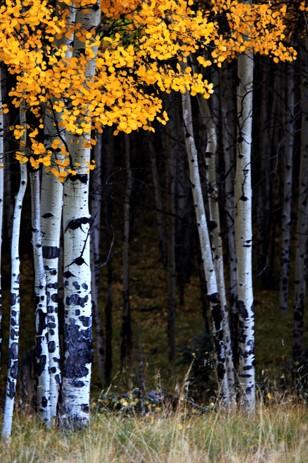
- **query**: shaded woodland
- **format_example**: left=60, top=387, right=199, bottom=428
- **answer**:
left=0, top=0, right=307, bottom=441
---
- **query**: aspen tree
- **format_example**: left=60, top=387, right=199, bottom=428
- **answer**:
left=279, top=64, right=295, bottom=311
left=235, top=47, right=255, bottom=412
left=30, top=169, right=50, bottom=424
left=61, top=1, right=101, bottom=427
left=293, top=39, right=308, bottom=365
left=0, top=67, right=4, bottom=366
left=121, top=135, right=133, bottom=367
left=2, top=107, right=28, bottom=440
left=182, top=91, right=230, bottom=405
left=90, top=134, right=105, bottom=383
left=198, top=96, right=235, bottom=402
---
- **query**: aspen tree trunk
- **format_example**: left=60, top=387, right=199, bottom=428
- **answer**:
left=121, top=135, right=133, bottom=367
left=182, top=92, right=229, bottom=405
left=293, top=43, right=308, bottom=365
left=1, top=68, right=13, bottom=245
left=90, top=134, right=105, bottom=383
left=103, top=130, right=114, bottom=386
left=198, top=97, right=235, bottom=401
left=166, top=137, right=177, bottom=362
left=41, top=3, right=77, bottom=419
left=62, top=2, right=100, bottom=427
left=149, top=138, right=166, bottom=264
left=255, top=62, right=271, bottom=282
left=41, top=161, right=62, bottom=419
left=235, top=51, right=255, bottom=412
left=220, top=64, right=238, bottom=366
left=279, top=65, right=295, bottom=311
left=30, top=169, right=50, bottom=424
left=0, top=66, right=4, bottom=366
left=2, top=108, right=28, bottom=440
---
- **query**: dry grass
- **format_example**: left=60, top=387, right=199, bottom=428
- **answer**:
left=0, top=401, right=307, bottom=463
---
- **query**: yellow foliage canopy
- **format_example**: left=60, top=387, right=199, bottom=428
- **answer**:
left=0, top=0, right=297, bottom=177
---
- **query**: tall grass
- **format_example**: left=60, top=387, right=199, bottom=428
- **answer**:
left=0, top=401, right=307, bottom=462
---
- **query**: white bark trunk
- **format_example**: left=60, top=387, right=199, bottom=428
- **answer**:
left=2, top=108, right=28, bottom=440
left=198, top=97, right=235, bottom=402
left=30, top=169, right=50, bottom=424
left=61, top=2, right=100, bottom=427
left=182, top=92, right=230, bottom=405
left=0, top=66, right=4, bottom=366
left=235, top=52, right=255, bottom=412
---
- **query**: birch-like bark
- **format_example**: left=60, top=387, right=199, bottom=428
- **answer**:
left=279, top=64, right=295, bottom=311
left=293, top=43, right=308, bottom=365
left=41, top=106, right=64, bottom=420
left=220, top=64, right=238, bottom=366
left=182, top=92, right=229, bottom=405
left=62, top=2, right=101, bottom=427
left=121, top=135, right=133, bottom=367
left=90, top=133, right=105, bottom=383
left=40, top=1, right=77, bottom=419
left=0, top=66, right=4, bottom=367
left=198, top=97, right=235, bottom=402
left=41, top=161, right=62, bottom=419
left=235, top=51, right=255, bottom=412
left=2, top=108, right=28, bottom=440
left=30, top=169, right=50, bottom=424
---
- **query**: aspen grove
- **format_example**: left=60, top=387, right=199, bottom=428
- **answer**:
left=0, top=0, right=306, bottom=440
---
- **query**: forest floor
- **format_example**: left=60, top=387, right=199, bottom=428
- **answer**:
left=0, top=402, right=307, bottom=462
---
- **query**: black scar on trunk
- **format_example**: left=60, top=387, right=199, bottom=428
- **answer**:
left=7, top=378, right=16, bottom=399
left=36, top=354, right=47, bottom=376
left=43, top=246, right=60, bottom=258
left=66, top=294, right=89, bottom=308
left=237, top=300, right=249, bottom=319
left=64, top=319, right=92, bottom=379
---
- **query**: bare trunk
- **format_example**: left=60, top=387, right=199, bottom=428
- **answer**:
left=2, top=107, right=28, bottom=439
left=279, top=64, right=295, bottom=311
left=30, top=169, right=50, bottom=424
left=182, top=92, right=229, bottom=405
left=90, top=134, right=105, bottom=383
left=198, top=96, right=235, bottom=402
left=235, top=52, right=255, bottom=412
left=293, top=43, right=308, bottom=365
left=121, top=135, right=133, bottom=368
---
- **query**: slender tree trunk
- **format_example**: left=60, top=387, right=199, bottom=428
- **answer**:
left=235, top=51, right=255, bottom=412
left=103, top=130, right=114, bottom=386
left=255, top=62, right=271, bottom=282
left=149, top=138, right=166, bottom=264
left=41, top=2, right=77, bottom=418
left=166, top=137, right=177, bottom=362
left=220, top=64, right=239, bottom=367
left=121, top=135, right=133, bottom=367
left=2, top=108, right=28, bottom=440
left=62, top=2, right=100, bottom=427
left=279, top=64, right=295, bottom=311
left=0, top=66, right=4, bottom=367
left=293, top=43, right=308, bottom=365
left=182, top=92, right=229, bottom=405
left=90, top=134, right=105, bottom=384
left=30, top=169, right=50, bottom=424
left=41, top=115, right=63, bottom=419
left=198, top=97, right=235, bottom=402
